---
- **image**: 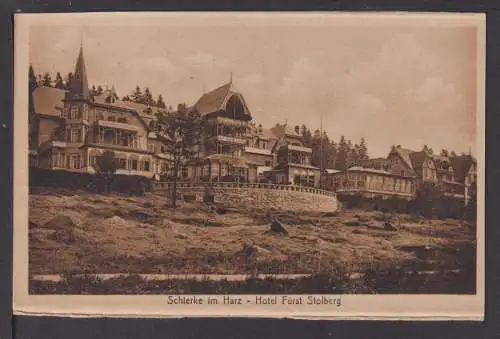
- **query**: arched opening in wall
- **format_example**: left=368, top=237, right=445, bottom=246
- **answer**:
left=225, top=95, right=248, bottom=120
left=103, top=129, right=116, bottom=145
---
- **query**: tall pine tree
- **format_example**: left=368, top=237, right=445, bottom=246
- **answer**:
left=358, top=137, right=369, bottom=162
left=156, top=94, right=166, bottom=108
left=143, top=87, right=154, bottom=106
left=336, top=136, right=349, bottom=171
left=131, top=85, right=143, bottom=104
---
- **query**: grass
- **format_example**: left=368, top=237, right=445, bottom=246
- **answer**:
left=28, top=187, right=476, bottom=293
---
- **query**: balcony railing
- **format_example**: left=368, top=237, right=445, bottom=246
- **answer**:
left=97, top=119, right=140, bottom=132
left=209, top=135, right=247, bottom=145
left=153, top=181, right=337, bottom=198
left=39, top=140, right=67, bottom=152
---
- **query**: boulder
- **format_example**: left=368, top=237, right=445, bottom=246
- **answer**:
left=267, top=220, right=289, bottom=235
left=384, top=220, right=398, bottom=231
left=48, top=227, right=75, bottom=244
left=129, top=210, right=156, bottom=224
left=323, top=212, right=339, bottom=217
left=42, top=215, right=78, bottom=230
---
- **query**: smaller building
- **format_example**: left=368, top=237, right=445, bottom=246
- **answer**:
left=328, top=166, right=415, bottom=200
left=269, top=123, right=321, bottom=186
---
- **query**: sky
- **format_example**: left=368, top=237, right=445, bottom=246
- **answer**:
left=29, top=13, right=480, bottom=158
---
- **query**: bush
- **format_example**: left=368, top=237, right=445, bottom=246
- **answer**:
left=30, top=168, right=152, bottom=196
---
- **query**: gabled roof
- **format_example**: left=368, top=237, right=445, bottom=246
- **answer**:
left=193, top=82, right=251, bottom=118
left=450, top=155, right=476, bottom=183
left=389, top=146, right=415, bottom=169
left=409, top=151, right=428, bottom=169
left=432, top=155, right=453, bottom=172
left=32, top=86, right=67, bottom=117
left=270, top=124, right=302, bottom=140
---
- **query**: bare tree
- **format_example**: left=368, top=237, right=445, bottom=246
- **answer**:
left=153, top=104, right=203, bottom=209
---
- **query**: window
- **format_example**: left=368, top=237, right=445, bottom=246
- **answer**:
left=119, top=158, right=127, bottom=169
left=70, top=128, right=80, bottom=143
left=181, top=167, right=188, bottom=178
left=148, top=144, right=155, bottom=152
left=216, top=143, right=224, bottom=154
left=107, top=116, right=116, bottom=122
left=118, top=117, right=128, bottom=123
left=143, top=161, right=150, bottom=172
left=265, top=160, right=271, bottom=167
left=70, top=105, right=78, bottom=119
left=90, top=155, right=96, bottom=167
left=70, top=154, right=80, bottom=169
left=160, top=145, right=166, bottom=153
left=131, top=159, right=138, bottom=170
left=81, top=104, right=88, bottom=119
left=97, top=113, right=104, bottom=120
left=52, top=153, right=64, bottom=168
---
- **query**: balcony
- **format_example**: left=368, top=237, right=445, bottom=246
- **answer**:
left=286, top=144, right=312, bottom=153
left=210, top=134, right=247, bottom=145
left=97, top=119, right=140, bottom=132
left=244, top=146, right=272, bottom=155
left=39, top=140, right=67, bottom=153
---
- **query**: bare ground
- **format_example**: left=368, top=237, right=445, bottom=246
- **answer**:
left=29, top=187, right=476, bottom=276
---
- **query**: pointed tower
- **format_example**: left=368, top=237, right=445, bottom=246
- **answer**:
left=67, top=45, right=90, bottom=101
left=63, top=45, right=91, bottom=122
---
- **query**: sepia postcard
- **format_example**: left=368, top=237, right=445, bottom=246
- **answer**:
left=13, top=12, right=485, bottom=320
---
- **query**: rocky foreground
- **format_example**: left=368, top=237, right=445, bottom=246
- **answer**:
left=29, top=187, right=476, bottom=279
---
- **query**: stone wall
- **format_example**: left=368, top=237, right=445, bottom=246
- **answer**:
left=155, top=183, right=338, bottom=213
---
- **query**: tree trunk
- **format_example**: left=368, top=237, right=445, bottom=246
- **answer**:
left=172, top=177, right=178, bottom=210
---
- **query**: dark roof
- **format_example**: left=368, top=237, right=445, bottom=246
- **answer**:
left=32, top=86, right=67, bottom=117
left=450, top=155, right=476, bottom=182
left=409, top=151, right=428, bottom=169
left=270, top=124, right=302, bottom=139
left=432, top=155, right=453, bottom=172
left=194, top=83, right=231, bottom=115
left=193, top=82, right=251, bottom=118
left=390, top=146, right=415, bottom=169
left=33, top=85, right=161, bottom=128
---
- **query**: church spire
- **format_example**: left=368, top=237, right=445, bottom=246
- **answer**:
left=68, top=44, right=90, bottom=100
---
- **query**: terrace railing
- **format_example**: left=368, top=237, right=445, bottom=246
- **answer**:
left=153, top=181, right=337, bottom=198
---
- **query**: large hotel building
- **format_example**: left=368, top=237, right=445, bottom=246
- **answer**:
left=29, top=46, right=477, bottom=204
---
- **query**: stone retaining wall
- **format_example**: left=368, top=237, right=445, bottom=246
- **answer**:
left=155, top=183, right=338, bottom=213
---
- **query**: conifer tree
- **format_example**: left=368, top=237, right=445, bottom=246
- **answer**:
left=156, top=94, right=166, bottom=108
left=54, top=72, right=65, bottom=89
left=42, top=72, right=52, bottom=87
left=131, top=85, right=143, bottom=104
left=65, top=72, right=74, bottom=90
left=143, top=87, right=154, bottom=106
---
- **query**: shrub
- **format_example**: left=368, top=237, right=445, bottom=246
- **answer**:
left=30, top=168, right=152, bottom=196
